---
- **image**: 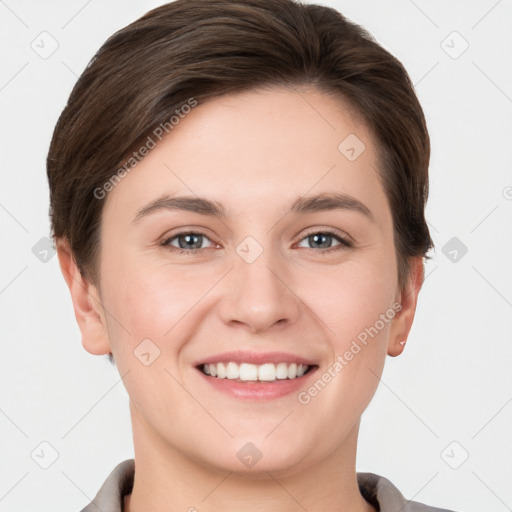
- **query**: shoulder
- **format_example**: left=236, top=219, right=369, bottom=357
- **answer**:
left=78, top=459, right=134, bottom=512
left=79, top=462, right=463, bottom=512
left=357, top=471, right=462, bottom=512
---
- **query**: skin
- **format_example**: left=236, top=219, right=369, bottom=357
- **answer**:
left=58, top=86, right=423, bottom=512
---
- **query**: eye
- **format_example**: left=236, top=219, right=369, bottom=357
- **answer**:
left=296, top=229, right=353, bottom=253
left=161, top=228, right=353, bottom=255
left=161, top=231, right=215, bottom=254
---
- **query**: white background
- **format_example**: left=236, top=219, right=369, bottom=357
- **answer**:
left=0, top=1, right=511, bottom=511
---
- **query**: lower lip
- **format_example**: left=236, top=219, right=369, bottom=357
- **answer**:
left=196, top=367, right=318, bottom=401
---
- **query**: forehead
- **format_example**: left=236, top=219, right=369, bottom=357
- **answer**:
left=102, top=86, right=387, bottom=224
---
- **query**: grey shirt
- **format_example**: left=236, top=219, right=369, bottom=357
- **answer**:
left=79, top=459, right=460, bottom=512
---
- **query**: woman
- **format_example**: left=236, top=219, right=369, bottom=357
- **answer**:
left=47, top=0, right=461, bottom=510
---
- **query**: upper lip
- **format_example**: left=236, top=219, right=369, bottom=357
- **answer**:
left=194, top=350, right=317, bottom=367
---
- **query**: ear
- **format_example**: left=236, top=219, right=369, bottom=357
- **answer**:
left=56, top=238, right=111, bottom=356
left=387, top=256, right=424, bottom=357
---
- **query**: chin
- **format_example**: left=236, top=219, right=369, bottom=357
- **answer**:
left=192, top=433, right=319, bottom=477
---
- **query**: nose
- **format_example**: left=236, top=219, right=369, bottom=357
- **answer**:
left=218, top=246, right=301, bottom=334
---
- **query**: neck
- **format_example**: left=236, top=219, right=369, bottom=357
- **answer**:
left=124, top=404, right=375, bottom=512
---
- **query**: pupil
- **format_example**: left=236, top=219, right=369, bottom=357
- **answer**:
left=180, top=234, right=201, bottom=249
left=310, top=233, right=330, bottom=249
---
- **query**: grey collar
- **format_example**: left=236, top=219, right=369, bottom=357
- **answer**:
left=80, top=459, right=458, bottom=512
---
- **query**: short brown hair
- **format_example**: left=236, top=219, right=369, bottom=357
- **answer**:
left=47, top=0, right=433, bottom=293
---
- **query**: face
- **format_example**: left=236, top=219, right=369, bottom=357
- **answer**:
left=62, top=86, right=421, bottom=477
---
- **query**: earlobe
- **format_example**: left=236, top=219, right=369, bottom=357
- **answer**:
left=387, top=257, right=424, bottom=357
left=56, top=239, right=111, bottom=356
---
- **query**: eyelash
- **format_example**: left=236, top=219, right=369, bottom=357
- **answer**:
left=161, top=228, right=354, bottom=256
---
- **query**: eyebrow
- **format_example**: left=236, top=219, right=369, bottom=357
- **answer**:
left=133, top=192, right=375, bottom=223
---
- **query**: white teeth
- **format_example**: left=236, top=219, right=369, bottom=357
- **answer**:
left=288, top=363, right=297, bottom=379
left=226, top=362, right=239, bottom=379
left=258, top=363, right=276, bottom=381
left=239, top=363, right=258, bottom=381
left=217, top=362, right=226, bottom=379
left=201, top=362, right=311, bottom=381
left=297, top=364, right=307, bottom=377
left=275, top=362, right=289, bottom=379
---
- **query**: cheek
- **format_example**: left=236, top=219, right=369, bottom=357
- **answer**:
left=309, top=250, right=398, bottom=349
left=100, top=257, right=221, bottom=359
left=298, top=261, right=396, bottom=428
left=99, top=261, right=207, bottom=413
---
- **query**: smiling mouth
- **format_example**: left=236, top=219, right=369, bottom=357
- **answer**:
left=198, top=362, right=316, bottom=382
